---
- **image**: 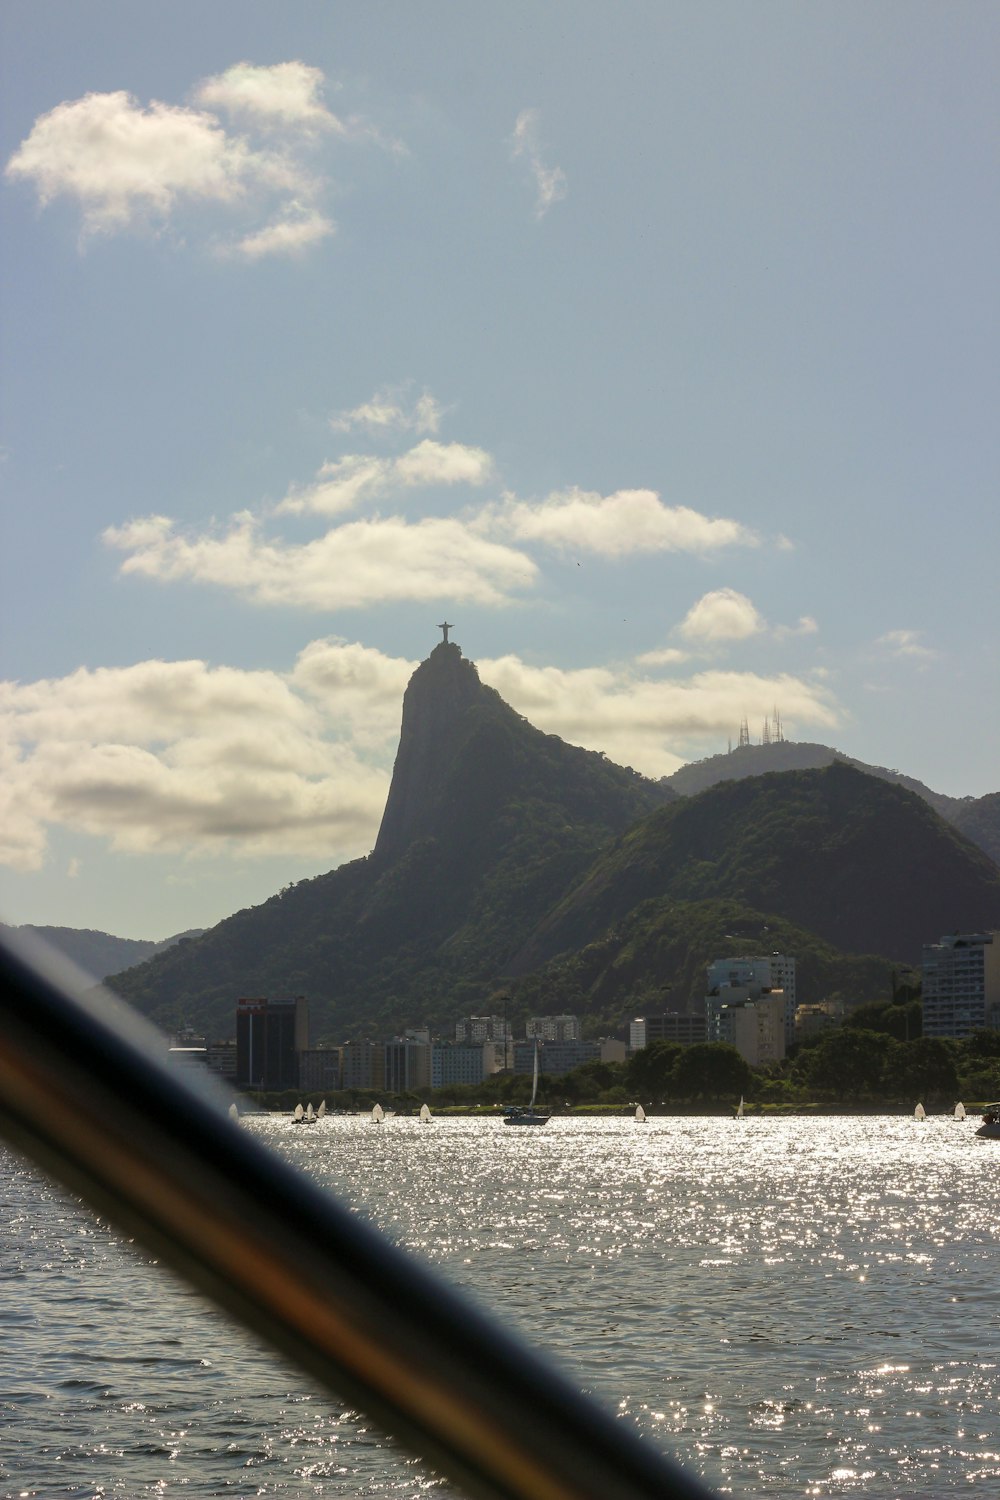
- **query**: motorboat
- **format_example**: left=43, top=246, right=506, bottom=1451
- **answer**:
left=975, top=1103, right=1000, bottom=1139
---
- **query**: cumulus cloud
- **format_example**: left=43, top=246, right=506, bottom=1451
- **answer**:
left=479, top=655, right=841, bottom=777
left=493, top=488, right=757, bottom=557
left=510, top=108, right=567, bottom=219
left=6, top=62, right=392, bottom=254
left=330, top=386, right=444, bottom=437
left=0, top=646, right=405, bottom=871
left=635, top=647, right=691, bottom=667
left=194, top=61, right=343, bottom=133
left=4, top=90, right=289, bottom=235
left=678, top=589, right=765, bottom=643
left=0, top=640, right=843, bottom=872
left=103, top=511, right=537, bottom=608
left=276, top=440, right=494, bottom=517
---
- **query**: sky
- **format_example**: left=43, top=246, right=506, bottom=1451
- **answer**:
left=1, top=1, right=998, bottom=940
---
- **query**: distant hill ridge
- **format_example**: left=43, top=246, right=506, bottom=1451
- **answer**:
left=0, top=924, right=204, bottom=984
left=663, top=741, right=1000, bottom=864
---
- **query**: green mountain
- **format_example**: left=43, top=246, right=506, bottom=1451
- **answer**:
left=0, top=924, right=203, bottom=983
left=662, top=740, right=1000, bottom=862
left=107, top=642, right=671, bottom=1040
left=510, top=761, right=1000, bottom=977
left=107, top=646, right=1000, bottom=1045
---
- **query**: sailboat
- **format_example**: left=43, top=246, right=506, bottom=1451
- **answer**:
left=954, top=1101, right=966, bottom=1121
left=292, top=1103, right=305, bottom=1124
left=303, top=1102, right=317, bottom=1125
left=371, top=1103, right=385, bottom=1125
left=634, top=1104, right=647, bottom=1124
left=914, top=1102, right=926, bottom=1121
left=736, top=1096, right=745, bottom=1120
left=316, top=1100, right=327, bottom=1119
left=228, top=1102, right=239, bottom=1121
left=419, top=1103, right=432, bottom=1123
left=503, top=1038, right=550, bottom=1126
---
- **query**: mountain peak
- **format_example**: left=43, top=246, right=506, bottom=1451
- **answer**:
left=371, top=640, right=495, bottom=866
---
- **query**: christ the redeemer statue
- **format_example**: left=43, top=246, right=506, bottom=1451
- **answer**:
left=438, top=620, right=454, bottom=644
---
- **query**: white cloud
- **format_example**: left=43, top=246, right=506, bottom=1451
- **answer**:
left=0, top=647, right=404, bottom=871
left=479, top=655, right=841, bottom=777
left=678, top=589, right=765, bottom=643
left=0, top=642, right=843, bottom=872
left=330, top=386, right=444, bottom=436
left=876, top=628, right=939, bottom=663
left=276, top=440, right=494, bottom=517
left=228, top=206, right=334, bottom=259
left=510, top=108, right=567, bottom=219
left=5, top=89, right=305, bottom=236
left=773, top=615, right=819, bottom=640
left=635, top=647, right=691, bottom=667
left=493, top=487, right=757, bottom=557
left=194, top=61, right=343, bottom=133
left=104, top=511, right=537, bottom=608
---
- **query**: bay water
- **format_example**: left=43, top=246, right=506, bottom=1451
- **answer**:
left=2, top=1114, right=998, bottom=1498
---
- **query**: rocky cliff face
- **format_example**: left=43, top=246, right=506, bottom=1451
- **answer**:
left=371, top=642, right=491, bottom=866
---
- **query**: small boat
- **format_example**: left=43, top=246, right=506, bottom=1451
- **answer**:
left=303, top=1102, right=317, bottom=1125
left=371, top=1103, right=385, bottom=1125
left=736, top=1096, right=745, bottom=1120
left=503, top=1039, right=550, bottom=1127
left=954, top=1101, right=966, bottom=1121
left=419, top=1103, right=432, bottom=1123
left=914, top=1102, right=926, bottom=1121
left=975, top=1103, right=1000, bottom=1140
left=634, top=1104, right=647, bottom=1124
left=292, top=1103, right=305, bottom=1125
left=316, top=1100, right=327, bottom=1119
left=228, top=1102, right=239, bottom=1121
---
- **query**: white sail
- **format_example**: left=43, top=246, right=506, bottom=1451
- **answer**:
left=530, top=1037, right=540, bottom=1108
left=954, top=1101, right=966, bottom=1121
left=293, top=1103, right=304, bottom=1121
left=305, top=1102, right=315, bottom=1122
left=419, top=1103, right=432, bottom=1123
left=914, top=1102, right=926, bottom=1120
left=736, top=1096, right=745, bottom=1119
left=371, top=1103, right=385, bottom=1124
left=316, top=1100, right=327, bottom=1118
left=228, top=1102, right=239, bottom=1121
left=635, top=1104, right=646, bottom=1124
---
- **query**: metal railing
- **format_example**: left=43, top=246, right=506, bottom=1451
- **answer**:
left=0, top=929, right=719, bottom=1500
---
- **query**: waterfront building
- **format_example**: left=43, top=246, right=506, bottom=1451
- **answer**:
left=793, top=1003, right=840, bottom=1043
left=298, top=1047, right=342, bottom=1093
left=431, top=1042, right=499, bottom=1088
left=384, top=1037, right=431, bottom=1093
left=454, top=1014, right=510, bottom=1045
left=205, top=1040, right=238, bottom=1080
left=921, top=931, right=1000, bottom=1038
left=706, top=952, right=797, bottom=1046
left=341, top=1041, right=385, bottom=1092
left=714, top=992, right=787, bottom=1067
left=513, top=1039, right=602, bottom=1077
left=235, top=996, right=308, bottom=1091
left=526, top=1014, right=582, bottom=1042
left=631, top=1013, right=707, bottom=1049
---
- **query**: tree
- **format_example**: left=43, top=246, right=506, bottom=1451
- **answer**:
left=800, top=1027, right=892, bottom=1100
left=669, top=1042, right=752, bottom=1102
left=889, top=1037, right=959, bottom=1103
left=626, top=1041, right=684, bottom=1099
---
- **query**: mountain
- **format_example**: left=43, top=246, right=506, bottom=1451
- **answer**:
left=107, top=642, right=671, bottom=1040
left=0, top=925, right=204, bottom=984
left=510, top=761, right=1000, bottom=976
left=106, top=645, right=1000, bottom=1044
left=662, top=740, right=1000, bottom=862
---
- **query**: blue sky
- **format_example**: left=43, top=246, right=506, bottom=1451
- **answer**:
left=2, top=1, right=998, bottom=939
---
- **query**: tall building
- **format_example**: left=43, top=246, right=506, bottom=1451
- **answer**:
left=455, top=1014, right=510, bottom=1044
left=341, top=1041, right=385, bottom=1092
left=714, top=992, right=787, bottom=1067
left=631, top=1013, right=707, bottom=1049
left=432, top=1042, right=499, bottom=1088
left=706, top=953, right=797, bottom=1046
left=384, top=1038, right=431, bottom=1093
left=235, top=997, right=308, bottom=1090
left=922, top=932, right=1000, bottom=1037
left=526, top=1014, right=582, bottom=1042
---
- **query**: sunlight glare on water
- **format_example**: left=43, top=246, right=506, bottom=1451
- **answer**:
left=1, top=1113, right=998, bottom=1497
